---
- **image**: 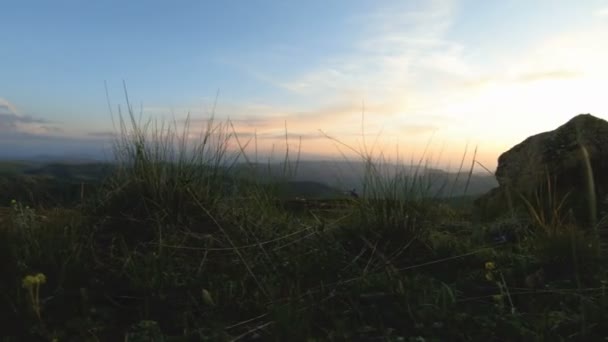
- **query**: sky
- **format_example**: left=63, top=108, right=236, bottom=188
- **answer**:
left=2, top=0, right=608, bottom=171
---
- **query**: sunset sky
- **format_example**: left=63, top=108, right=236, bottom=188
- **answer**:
left=2, top=0, right=608, bottom=170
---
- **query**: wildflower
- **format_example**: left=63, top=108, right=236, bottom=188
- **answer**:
left=21, top=272, right=46, bottom=321
left=22, top=273, right=46, bottom=288
left=22, top=275, right=37, bottom=288
left=485, top=272, right=495, bottom=281
left=485, top=261, right=496, bottom=271
left=35, top=273, right=46, bottom=284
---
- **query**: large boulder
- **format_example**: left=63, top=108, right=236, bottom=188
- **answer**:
left=477, top=114, right=608, bottom=226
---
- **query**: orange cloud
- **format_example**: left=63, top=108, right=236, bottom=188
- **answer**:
left=514, top=70, right=582, bottom=83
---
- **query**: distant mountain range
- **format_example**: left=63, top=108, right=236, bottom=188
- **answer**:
left=0, top=158, right=498, bottom=201
left=234, top=160, right=498, bottom=198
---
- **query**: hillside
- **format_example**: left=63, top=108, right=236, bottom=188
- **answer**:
left=0, top=159, right=497, bottom=206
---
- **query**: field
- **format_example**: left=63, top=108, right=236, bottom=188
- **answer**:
left=1, top=114, right=607, bottom=341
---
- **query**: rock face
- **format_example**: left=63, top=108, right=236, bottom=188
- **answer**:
left=477, top=114, right=608, bottom=225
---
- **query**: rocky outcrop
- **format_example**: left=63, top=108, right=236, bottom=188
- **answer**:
left=477, top=114, right=608, bottom=226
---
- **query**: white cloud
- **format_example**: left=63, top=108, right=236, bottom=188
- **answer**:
left=0, top=98, right=69, bottom=137
left=280, top=0, right=460, bottom=99
left=0, top=97, right=21, bottom=116
left=594, top=7, right=608, bottom=17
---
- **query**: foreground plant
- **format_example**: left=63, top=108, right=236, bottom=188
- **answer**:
left=22, top=272, right=46, bottom=321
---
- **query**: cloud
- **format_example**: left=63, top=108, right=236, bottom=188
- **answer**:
left=0, top=98, right=20, bottom=116
left=0, top=113, right=61, bottom=135
left=234, top=0, right=459, bottom=108
left=594, top=7, right=608, bottom=17
left=0, top=97, right=67, bottom=137
left=263, top=2, right=459, bottom=146
left=240, top=131, right=324, bottom=141
left=180, top=100, right=368, bottom=129
left=200, top=99, right=443, bottom=141
left=87, top=131, right=117, bottom=139
left=199, top=1, right=460, bottom=143
left=0, top=98, right=58, bottom=134
left=38, top=125, right=64, bottom=133
left=0, top=113, right=54, bottom=125
left=399, top=124, right=439, bottom=135
left=460, top=69, right=583, bottom=89
left=514, top=70, right=582, bottom=83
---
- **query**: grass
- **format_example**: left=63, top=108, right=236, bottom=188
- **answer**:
left=2, top=101, right=608, bottom=341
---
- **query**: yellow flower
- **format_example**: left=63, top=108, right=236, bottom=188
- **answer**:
left=35, top=273, right=46, bottom=284
left=485, top=272, right=494, bottom=281
left=485, top=261, right=496, bottom=271
left=22, top=273, right=46, bottom=288
left=22, top=275, right=37, bottom=288
left=21, top=272, right=46, bottom=320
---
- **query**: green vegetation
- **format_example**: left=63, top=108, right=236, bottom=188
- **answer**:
left=2, top=108, right=608, bottom=341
